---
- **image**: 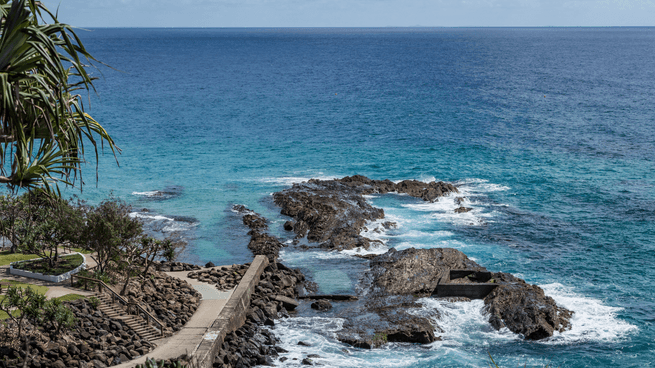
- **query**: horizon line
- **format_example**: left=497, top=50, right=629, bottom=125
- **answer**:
left=76, top=25, right=655, bottom=29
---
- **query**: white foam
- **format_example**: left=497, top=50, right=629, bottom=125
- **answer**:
left=129, top=212, right=175, bottom=222
left=341, top=244, right=389, bottom=256
left=131, top=191, right=161, bottom=197
left=393, top=230, right=455, bottom=238
left=270, top=317, right=422, bottom=367
left=399, top=192, right=493, bottom=227
left=539, top=283, right=638, bottom=344
left=162, top=221, right=197, bottom=232
left=230, top=206, right=255, bottom=215
left=129, top=212, right=198, bottom=233
left=454, top=178, right=510, bottom=193
left=416, top=298, right=519, bottom=346
left=279, top=249, right=352, bottom=263
left=394, top=239, right=471, bottom=251
left=258, top=175, right=338, bottom=186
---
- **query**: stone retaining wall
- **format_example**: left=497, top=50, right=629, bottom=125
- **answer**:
left=191, top=255, right=269, bottom=368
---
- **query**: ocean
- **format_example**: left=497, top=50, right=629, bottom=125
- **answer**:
left=71, top=27, right=654, bottom=367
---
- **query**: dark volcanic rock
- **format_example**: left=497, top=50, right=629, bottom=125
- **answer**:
left=369, top=247, right=483, bottom=296
left=233, top=205, right=287, bottom=262
left=273, top=179, right=384, bottom=250
left=243, top=213, right=268, bottom=230
left=273, top=176, right=457, bottom=251
left=283, top=221, right=295, bottom=231
left=484, top=272, right=573, bottom=340
left=310, top=299, right=332, bottom=311
left=188, top=263, right=249, bottom=290
left=454, top=207, right=472, bottom=213
left=248, top=231, right=286, bottom=262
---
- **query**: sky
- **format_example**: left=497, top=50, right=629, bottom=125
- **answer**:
left=41, top=0, right=655, bottom=27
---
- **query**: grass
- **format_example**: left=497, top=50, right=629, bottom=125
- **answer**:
left=0, top=280, right=49, bottom=320
left=0, top=309, right=20, bottom=320
left=12, top=253, right=84, bottom=276
left=0, top=279, right=48, bottom=295
left=71, top=247, right=94, bottom=255
left=0, top=251, right=39, bottom=266
left=53, top=294, right=86, bottom=302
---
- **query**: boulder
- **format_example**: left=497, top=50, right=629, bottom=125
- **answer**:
left=274, top=295, right=299, bottom=310
left=369, top=247, right=484, bottom=296
left=310, top=299, right=332, bottom=311
left=484, top=272, right=573, bottom=340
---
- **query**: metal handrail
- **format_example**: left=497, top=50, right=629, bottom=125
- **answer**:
left=71, top=274, right=165, bottom=336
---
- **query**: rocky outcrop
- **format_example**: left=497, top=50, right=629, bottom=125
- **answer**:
left=337, top=175, right=458, bottom=202
left=336, top=294, right=441, bottom=348
left=310, top=299, right=332, bottom=311
left=123, top=272, right=201, bottom=335
left=333, top=248, right=476, bottom=348
left=156, top=261, right=201, bottom=272
left=188, top=264, right=249, bottom=290
left=484, top=272, right=573, bottom=340
left=1, top=299, right=155, bottom=368
left=233, top=205, right=286, bottom=262
left=273, top=176, right=457, bottom=251
left=369, top=247, right=483, bottom=296
left=367, top=247, right=572, bottom=341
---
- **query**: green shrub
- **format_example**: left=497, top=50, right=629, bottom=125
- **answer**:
left=88, top=296, right=100, bottom=310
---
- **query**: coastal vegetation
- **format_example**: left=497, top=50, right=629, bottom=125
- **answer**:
left=0, top=0, right=118, bottom=195
left=11, top=253, right=83, bottom=275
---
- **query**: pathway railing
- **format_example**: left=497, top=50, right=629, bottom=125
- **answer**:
left=70, top=274, right=165, bottom=337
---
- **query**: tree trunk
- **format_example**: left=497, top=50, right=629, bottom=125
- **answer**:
left=10, top=229, right=17, bottom=253
left=120, top=271, right=132, bottom=296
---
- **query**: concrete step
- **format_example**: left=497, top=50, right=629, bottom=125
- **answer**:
left=93, top=293, right=162, bottom=342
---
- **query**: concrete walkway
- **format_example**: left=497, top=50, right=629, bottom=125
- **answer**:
left=0, top=263, right=96, bottom=299
left=2, top=252, right=266, bottom=368
left=113, top=268, right=233, bottom=368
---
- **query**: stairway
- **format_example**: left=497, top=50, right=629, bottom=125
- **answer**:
left=95, top=292, right=162, bottom=342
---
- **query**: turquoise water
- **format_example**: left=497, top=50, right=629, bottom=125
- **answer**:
left=70, top=28, right=653, bottom=367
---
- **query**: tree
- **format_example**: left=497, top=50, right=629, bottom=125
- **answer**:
left=141, top=236, right=177, bottom=275
left=0, top=0, right=118, bottom=193
left=82, top=197, right=142, bottom=275
left=0, top=192, right=26, bottom=252
left=8, top=189, right=83, bottom=266
left=0, top=285, right=45, bottom=339
left=42, top=298, right=77, bottom=338
left=119, top=235, right=180, bottom=295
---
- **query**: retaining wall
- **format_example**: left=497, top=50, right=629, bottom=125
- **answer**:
left=191, top=254, right=269, bottom=368
left=9, top=253, right=86, bottom=282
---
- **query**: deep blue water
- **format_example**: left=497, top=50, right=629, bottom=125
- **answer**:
left=71, top=27, right=654, bottom=367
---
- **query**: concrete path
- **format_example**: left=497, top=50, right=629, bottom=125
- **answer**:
left=113, top=268, right=233, bottom=368
left=0, top=265, right=96, bottom=299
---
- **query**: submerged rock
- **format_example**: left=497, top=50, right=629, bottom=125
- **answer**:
left=310, top=299, right=332, bottom=311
